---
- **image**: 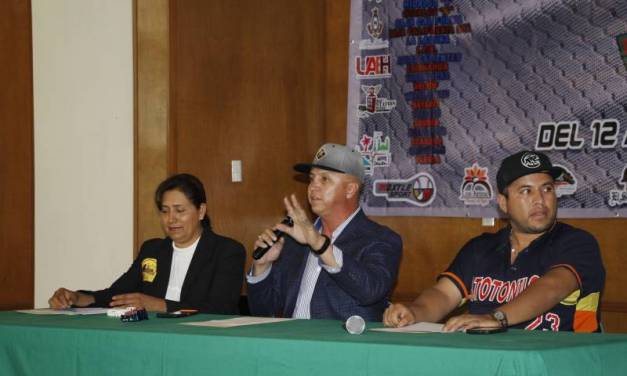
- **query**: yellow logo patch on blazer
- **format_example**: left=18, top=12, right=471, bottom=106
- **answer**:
left=141, top=258, right=157, bottom=282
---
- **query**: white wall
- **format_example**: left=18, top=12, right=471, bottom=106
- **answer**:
left=32, top=0, right=134, bottom=307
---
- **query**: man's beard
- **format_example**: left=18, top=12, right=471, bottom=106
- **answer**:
left=518, top=210, right=557, bottom=234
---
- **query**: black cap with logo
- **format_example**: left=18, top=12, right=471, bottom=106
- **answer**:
left=496, top=151, right=564, bottom=194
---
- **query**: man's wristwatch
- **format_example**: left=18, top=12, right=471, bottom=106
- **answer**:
left=491, top=310, right=508, bottom=328
left=311, top=234, right=331, bottom=255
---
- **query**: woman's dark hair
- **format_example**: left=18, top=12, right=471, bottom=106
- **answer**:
left=154, top=173, right=211, bottom=229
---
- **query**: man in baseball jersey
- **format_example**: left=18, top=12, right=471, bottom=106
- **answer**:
left=384, top=150, right=605, bottom=332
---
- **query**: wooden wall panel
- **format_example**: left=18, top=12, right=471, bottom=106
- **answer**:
left=324, top=0, right=352, bottom=142
left=170, top=0, right=326, bottom=269
left=0, top=0, right=34, bottom=309
left=135, top=0, right=170, bottom=254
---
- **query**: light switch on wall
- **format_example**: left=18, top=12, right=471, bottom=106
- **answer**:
left=231, top=160, right=242, bottom=182
left=481, top=217, right=495, bottom=227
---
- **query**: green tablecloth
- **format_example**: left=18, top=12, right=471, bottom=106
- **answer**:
left=1, top=311, right=626, bottom=375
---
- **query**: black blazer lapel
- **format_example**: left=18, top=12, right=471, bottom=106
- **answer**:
left=180, top=229, right=215, bottom=300
left=153, top=238, right=173, bottom=297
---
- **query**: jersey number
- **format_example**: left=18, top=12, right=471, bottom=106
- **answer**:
left=525, top=312, right=560, bottom=331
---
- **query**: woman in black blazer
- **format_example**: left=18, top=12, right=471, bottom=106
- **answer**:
left=48, top=174, right=245, bottom=314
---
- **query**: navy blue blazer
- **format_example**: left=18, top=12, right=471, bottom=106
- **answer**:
left=247, top=210, right=402, bottom=321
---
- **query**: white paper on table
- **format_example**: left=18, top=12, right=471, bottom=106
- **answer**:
left=182, top=316, right=295, bottom=328
left=369, top=322, right=450, bottom=333
left=15, top=308, right=109, bottom=316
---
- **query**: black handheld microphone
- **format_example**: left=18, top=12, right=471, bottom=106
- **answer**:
left=252, top=216, right=294, bottom=260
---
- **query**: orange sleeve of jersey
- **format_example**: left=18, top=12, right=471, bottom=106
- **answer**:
left=439, top=271, right=469, bottom=299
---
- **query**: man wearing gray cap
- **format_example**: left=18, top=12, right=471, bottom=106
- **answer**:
left=247, top=143, right=402, bottom=321
left=384, top=150, right=605, bottom=332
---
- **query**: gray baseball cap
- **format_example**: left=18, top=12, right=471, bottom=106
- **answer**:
left=294, top=143, right=365, bottom=183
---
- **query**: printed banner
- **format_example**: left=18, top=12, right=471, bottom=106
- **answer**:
left=348, top=0, right=627, bottom=217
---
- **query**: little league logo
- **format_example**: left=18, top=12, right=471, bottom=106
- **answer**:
left=373, top=172, right=436, bottom=207
left=357, top=85, right=396, bottom=118
left=608, top=165, right=627, bottom=207
left=459, top=163, right=493, bottom=206
left=141, top=258, right=157, bottom=283
left=553, top=164, right=577, bottom=198
left=355, top=131, right=391, bottom=175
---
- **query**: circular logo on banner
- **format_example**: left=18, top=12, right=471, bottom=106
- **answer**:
left=412, top=173, right=436, bottom=206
